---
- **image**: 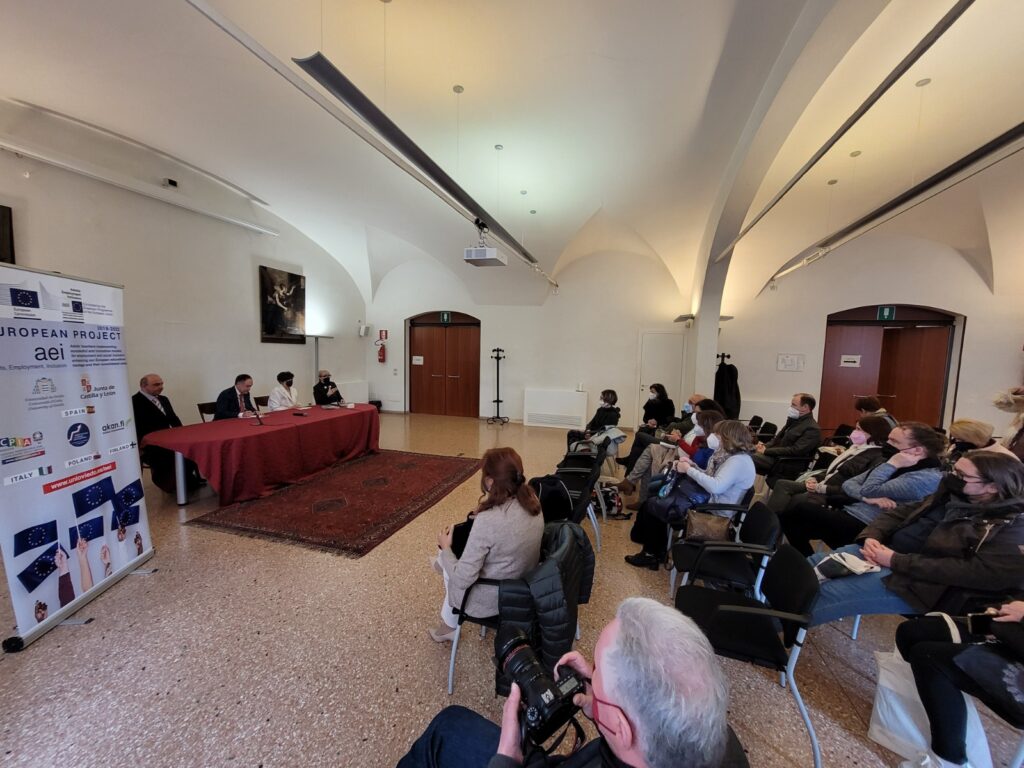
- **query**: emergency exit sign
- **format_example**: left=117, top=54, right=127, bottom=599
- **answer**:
left=877, top=305, right=896, bottom=321
left=440, top=311, right=451, bottom=324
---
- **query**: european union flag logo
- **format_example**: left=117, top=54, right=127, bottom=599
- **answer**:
left=72, top=477, right=115, bottom=518
left=68, top=516, right=104, bottom=549
left=10, top=288, right=40, bottom=308
left=114, top=479, right=144, bottom=511
left=112, top=505, right=141, bottom=530
left=13, top=521, right=58, bottom=557
left=16, top=543, right=67, bottom=593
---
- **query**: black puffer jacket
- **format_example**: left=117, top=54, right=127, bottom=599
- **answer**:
left=496, top=522, right=596, bottom=693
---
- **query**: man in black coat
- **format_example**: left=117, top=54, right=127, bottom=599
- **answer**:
left=132, top=373, right=201, bottom=493
left=214, top=374, right=257, bottom=420
left=313, top=369, right=344, bottom=405
left=752, top=392, right=822, bottom=476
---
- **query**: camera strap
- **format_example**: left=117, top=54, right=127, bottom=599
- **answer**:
left=522, top=716, right=587, bottom=762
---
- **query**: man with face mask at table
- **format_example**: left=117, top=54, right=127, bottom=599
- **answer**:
left=313, top=369, right=344, bottom=405
left=751, top=393, right=821, bottom=475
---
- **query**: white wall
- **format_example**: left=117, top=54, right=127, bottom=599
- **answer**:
left=367, top=251, right=688, bottom=425
left=718, top=228, right=1024, bottom=433
left=0, top=151, right=366, bottom=422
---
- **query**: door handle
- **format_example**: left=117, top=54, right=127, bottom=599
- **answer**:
left=447, top=375, right=460, bottom=378
left=431, top=374, right=443, bottom=378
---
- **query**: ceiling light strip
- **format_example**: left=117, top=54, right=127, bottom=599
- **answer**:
left=0, top=139, right=279, bottom=236
left=714, top=0, right=975, bottom=264
left=183, top=0, right=557, bottom=288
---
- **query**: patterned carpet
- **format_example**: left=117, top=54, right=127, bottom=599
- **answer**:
left=188, top=450, right=480, bottom=556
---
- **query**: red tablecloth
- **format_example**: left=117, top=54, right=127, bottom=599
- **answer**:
left=142, top=405, right=380, bottom=505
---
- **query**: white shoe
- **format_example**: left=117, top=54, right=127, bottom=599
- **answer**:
left=898, top=752, right=971, bottom=768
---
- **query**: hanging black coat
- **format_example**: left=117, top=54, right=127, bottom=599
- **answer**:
left=714, top=362, right=741, bottom=419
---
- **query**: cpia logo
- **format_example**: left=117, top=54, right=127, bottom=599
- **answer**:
left=0, top=432, right=44, bottom=448
left=67, top=423, right=91, bottom=448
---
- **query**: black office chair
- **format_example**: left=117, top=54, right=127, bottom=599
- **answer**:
left=746, top=415, right=764, bottom=435
left=755, top=421, right=778, bottom=442
left=665, top=487, right=756, bottom=574
left=254, top=395, right=269, bottom=409
left=675, top=545, right=822, bottom=768
left=528, top=475, right=574, bottom=523
left=669, top=501, right=781, bottom=600
left=554, top=442, right=607, bottom=550
left=197, top=402, right=217, bottom=422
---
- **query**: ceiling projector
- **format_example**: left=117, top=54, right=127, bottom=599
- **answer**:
left=464, top=246, right=508, bottom=267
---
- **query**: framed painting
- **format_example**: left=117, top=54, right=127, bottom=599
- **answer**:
left=259, top=265, right=306, bottom=344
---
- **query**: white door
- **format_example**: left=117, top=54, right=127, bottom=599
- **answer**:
left=636, top=331, right=686, bottom=426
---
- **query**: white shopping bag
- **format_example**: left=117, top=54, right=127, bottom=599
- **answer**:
left=868, top=649, right=993, bottom=767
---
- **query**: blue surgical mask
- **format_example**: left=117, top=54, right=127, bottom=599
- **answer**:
left=683, top=403, right=694, bottom=414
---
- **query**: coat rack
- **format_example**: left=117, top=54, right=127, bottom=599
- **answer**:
left=487, top=348, right=509, bottom=425
left=717, top=353, right=732, bottom=364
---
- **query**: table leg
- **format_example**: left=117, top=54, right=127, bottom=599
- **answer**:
left=174, top=451, right=187, bottom=506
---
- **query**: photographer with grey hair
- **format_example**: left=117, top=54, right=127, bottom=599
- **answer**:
left=396, top=597, right=733, bottom=768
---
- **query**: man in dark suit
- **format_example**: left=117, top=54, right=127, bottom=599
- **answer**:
left=313, top=369, right=344, bottom=405
left=752, top=392, right=822, bottom=477
left=214, top=374, right=257, bottom=420
left=132, top=373, right=201, bottom=493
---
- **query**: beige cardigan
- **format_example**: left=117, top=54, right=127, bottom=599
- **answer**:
left=440, top=498, right=545, bottom=619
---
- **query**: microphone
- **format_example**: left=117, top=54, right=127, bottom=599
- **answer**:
left=251, top=399, right=265, bottom=426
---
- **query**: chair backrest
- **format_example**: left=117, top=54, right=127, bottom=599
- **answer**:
left=747, top=415, right=764, bottom=430
left=759, top=545, right=820, bottom=647
left=737, top=502, right=781, bottom=549
left=254, top=395, right=269, bottom=408
left=197, top=402, right=216, bottom=422
left=529, top=475, right=574, bottom=523
left=756, top=422, right=778, bottom=441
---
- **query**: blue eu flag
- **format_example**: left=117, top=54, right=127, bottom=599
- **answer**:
left=68, top=516, right=105, bottom=549
left=13, top=520, right=57, bottom=557
left=112, top=505, right=141, bottom=530
left=114, top=479, right=144, bottom=511
left=10, top=288, right=40, bottom=308
left=16, top=543, right=67, bottom=593
left=72, top=477, right=115, bottom=518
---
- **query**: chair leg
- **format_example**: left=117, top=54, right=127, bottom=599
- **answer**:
left=786, top=641, right=821, bottom=768
left=480, top=625, right=487, bottom=639
left=851, top=614, right=861, bottom=641
left=1011, top=732, right=1024, bottom=768
left=575, top=621, right=581, bottom=641
left=668, top=566, right=677, bottom=598
left=586, top=503, right=602, bottom=551
left=594, top=488, right=608, bottom=522
left=447, top=624, right=463, bottom=695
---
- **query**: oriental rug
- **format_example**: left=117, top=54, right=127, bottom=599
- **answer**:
left=187, top=450, right=479, bottom=556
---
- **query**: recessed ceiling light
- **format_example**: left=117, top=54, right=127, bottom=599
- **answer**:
left=494, top=144, right=503, bottom=151
left=827, top=179, right=838, bottom=185
left=915, top=78, right=931, bottom=87
left=530, top=209, right=537, bottom=214
left=452, top=84, right=464, bottom=94
left=520, top=190, right=527, bottom=195
left=849, top=150, right=862, bottom=158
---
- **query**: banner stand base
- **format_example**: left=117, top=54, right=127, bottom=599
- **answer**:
left=2, top=548, right=155, bottom=653
left=129, top=568, right=158, bottom=575
left=59, top=618, right=94, bottom=626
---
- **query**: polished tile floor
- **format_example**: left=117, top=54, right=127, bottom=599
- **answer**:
left=0, top=414, right=1017, bottom=767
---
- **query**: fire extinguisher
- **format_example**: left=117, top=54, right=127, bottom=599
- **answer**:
left=375, top=329, right=388, bottom=364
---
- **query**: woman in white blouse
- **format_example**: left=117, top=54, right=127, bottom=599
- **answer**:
left=267, top=370, right=300, bottom=411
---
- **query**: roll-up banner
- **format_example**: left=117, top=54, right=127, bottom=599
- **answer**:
left=0, top=264, right=153, bottom=652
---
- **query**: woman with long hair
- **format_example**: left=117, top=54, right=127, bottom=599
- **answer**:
left=431, top=447, right=544, bottom=642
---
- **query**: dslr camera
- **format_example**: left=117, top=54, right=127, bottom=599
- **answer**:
left=494, top=626, right=587, bottom=744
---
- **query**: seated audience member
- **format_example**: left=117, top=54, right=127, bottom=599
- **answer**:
left=214, top=374, right=256, bottom=420
left=131, top=373, right=201, bottom=493
left=781, top=422, right=945, bottom=556
left=267, top=371, right=299, bottom=411
left=566, top=389, right=620, bottom=449
left=625, top=420, right=755, bottom=570
left=616, top=410, right=724, bottom=511
left=945, top=418, right=1019, bottom=465
left=765, top=415, right=890, bottom=515
left=430, top=447, right=545, bottom=642
left=313, top=369, right=344, bottom=405
left=751, top=393, right=822, bottom=476
left=619, top=395, right=722, bottom=472
left=854, top=395, right=898, bottom=429
left=639, top=382, right=676, bottom=433
left=994, top=385, right=1024, bottom=462
left=806, top=451, right=1024, bottom=627
left=397, top=597, right=730, bottom=768
left=895, top=600, right=1024, bottom=768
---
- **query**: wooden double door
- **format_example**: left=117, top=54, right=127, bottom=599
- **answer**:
left=818, top=306, right=956, bottom=430
left=409, top=314, right=480, bottom=417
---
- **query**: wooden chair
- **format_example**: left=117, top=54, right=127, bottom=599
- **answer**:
left=197, top=402, right=217, bottom=422
left=254, top=395, right=269, bottom=409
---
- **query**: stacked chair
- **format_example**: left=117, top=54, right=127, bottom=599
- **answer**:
left=554, top=441, right=608, bottom=550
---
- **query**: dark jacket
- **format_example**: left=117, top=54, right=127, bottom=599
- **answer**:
left=131, top=391, right=183, bottom=439
left=642, top=397, right=676, bottom=428
left=213, top=386, right=254, bottom=420
left=666, top=412, right=696, bottom=435
left=764, top=413, right=821, bottom=458
left=821, top=446, right=884, bottom=493
left=713, top=363, right=741, bottom=419
left=313, top=379, right=343, bottom=405
left=585, top=405, right=620, bottom=433
left=497, top=522, right=596, bottom=693
left=858, top=494, right=1024, bottom=613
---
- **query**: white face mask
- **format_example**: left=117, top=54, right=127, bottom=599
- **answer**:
left=787, top=406, right=801, bottom=419
left=599, top=400, right=607, bottom=408
left=692, top=425, right=704, bottom=437
left=706, top=434, right=721, bottom=451
left=648, top=393, right=657, bottom=400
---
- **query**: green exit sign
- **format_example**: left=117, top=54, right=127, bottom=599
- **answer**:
left=877, top=305, right=896, bottom=321
left=440, top=311, right=451, bottom=324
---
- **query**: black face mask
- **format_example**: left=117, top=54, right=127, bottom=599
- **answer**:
left=285, top=380, right=294, bottom=388
left=881, top=443, right=900, bottom=459
left=940, top=474, right=969, bottom=499
left=952, top=440, right=978, bottom=453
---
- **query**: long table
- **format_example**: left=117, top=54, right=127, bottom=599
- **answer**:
left=142, top=404, right=380, bottom=506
